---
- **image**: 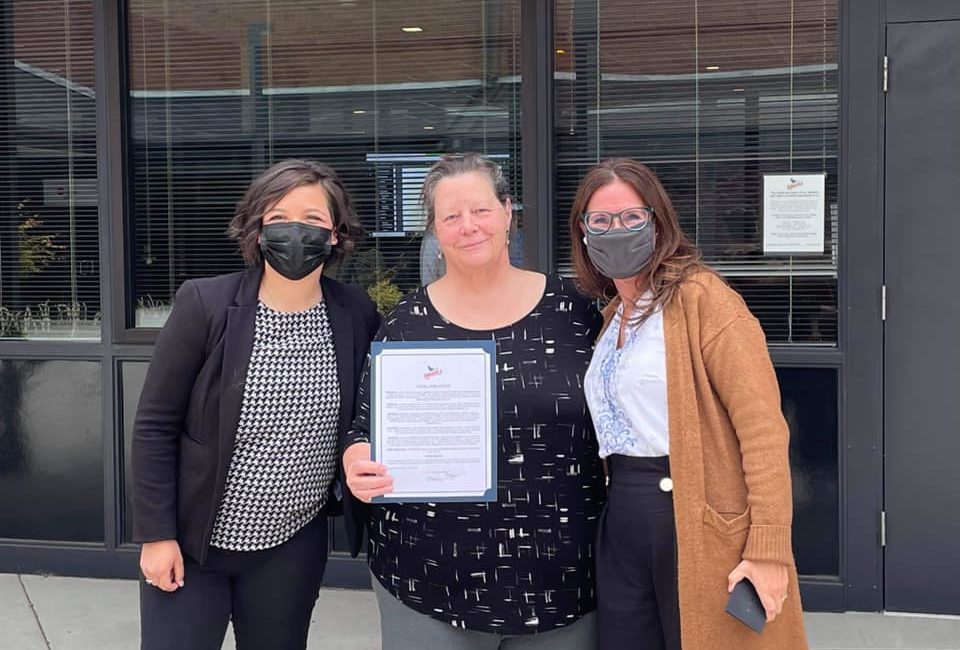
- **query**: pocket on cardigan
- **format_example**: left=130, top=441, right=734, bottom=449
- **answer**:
left=702, top=504, right=751, bottom=535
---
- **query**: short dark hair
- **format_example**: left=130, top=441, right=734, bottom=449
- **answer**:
left=227, top=159, right=363, bottom=267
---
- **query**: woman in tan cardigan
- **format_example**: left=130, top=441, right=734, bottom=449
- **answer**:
left=570, top=158, right=808, bottom=650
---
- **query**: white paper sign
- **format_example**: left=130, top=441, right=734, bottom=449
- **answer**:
left=370, top=342, right=497, bottom=502
left=763, top=174, right=826, bottom=254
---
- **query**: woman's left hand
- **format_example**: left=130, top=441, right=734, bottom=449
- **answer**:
left=727, top=559, right=789, bottom=622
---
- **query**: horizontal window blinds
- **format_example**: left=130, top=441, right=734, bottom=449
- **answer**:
left=0, top=1, right=99, bottom=340
left=555, top=0, right=838, bottom=345
left=127, top=0, right=522, bottom=327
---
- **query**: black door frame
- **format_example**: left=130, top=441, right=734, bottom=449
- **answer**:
left=841, top=0, right=885, bottom=613
left=0, top=0, right=895, bottom=613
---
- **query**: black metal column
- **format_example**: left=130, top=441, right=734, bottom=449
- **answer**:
left=520, top=0, right=554, bottom=272
left=95, top=0, right=124, bottom=555
left=840, top=0, right=885, bottom=611
left=0, top=0, right=19, bottom=313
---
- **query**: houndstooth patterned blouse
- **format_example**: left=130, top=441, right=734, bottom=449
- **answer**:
left=211, top=300, right=340, bottom=552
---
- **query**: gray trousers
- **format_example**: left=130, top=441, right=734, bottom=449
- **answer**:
left=371, top=575, right=597, bottom=650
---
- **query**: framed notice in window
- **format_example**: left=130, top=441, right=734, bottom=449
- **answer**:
left=762, top=174, right=826, bottom=254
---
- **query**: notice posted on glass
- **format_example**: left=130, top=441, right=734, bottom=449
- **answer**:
left=763, top=174, right=826, bottom=254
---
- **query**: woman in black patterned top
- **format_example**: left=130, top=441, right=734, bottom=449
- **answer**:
left=343, top=154, right=605, bottom=649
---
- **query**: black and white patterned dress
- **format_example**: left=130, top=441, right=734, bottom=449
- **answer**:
left=211, top=300, right=340, bottom=552
left=348, top=274, right=606, bottom=634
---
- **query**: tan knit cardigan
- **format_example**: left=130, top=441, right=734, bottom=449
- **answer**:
left=604, top=271, right=809, bottom=650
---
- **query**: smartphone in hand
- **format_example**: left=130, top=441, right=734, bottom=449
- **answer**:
left=725, top=579, right=766, bottom=633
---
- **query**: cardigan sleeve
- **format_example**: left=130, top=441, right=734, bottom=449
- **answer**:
left=702, top=315, right=795, bottom=565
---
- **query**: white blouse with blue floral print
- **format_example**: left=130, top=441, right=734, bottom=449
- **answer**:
left=585, top=302, right=670, bottom=458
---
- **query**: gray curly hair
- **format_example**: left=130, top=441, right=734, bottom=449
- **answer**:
left=419, top=153, right=511, bottom=232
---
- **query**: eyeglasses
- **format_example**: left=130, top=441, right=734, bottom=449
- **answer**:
left=581, top=206, right=654, bottom=235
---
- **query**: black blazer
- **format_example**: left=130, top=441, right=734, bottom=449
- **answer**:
left=131, top=265, right=379, bottom=564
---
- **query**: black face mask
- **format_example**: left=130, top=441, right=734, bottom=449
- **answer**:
left=259, top=222, right=334, bottom=281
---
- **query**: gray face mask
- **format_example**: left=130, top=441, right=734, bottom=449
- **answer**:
left=584, top=224, right=656, bottom=280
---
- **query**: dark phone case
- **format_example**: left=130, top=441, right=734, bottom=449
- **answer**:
left=725, top=579, right=767, bottom=633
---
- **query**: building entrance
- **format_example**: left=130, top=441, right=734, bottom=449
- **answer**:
left=883, top=13, right=960, bottom=615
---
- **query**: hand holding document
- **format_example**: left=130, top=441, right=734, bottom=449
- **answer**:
left=370, top=341, right=497, bottom=502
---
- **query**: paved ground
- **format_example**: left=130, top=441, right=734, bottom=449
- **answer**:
left=2, top=573, right=959, bottom=649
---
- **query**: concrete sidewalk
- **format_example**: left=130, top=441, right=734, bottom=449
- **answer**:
left=3, top=573, right=959, bottom=650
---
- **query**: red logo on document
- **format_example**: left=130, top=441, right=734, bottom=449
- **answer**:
left=786, top=177, right=804, bottom=190
left=424, top=365, right=443, bottom=380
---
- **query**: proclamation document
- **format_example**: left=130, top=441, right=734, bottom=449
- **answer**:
left=370, top=340, right=497, bottom=502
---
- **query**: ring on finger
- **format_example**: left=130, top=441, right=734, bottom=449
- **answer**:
left=781, top=593, right=788, bottom=602
left=144, top=578, right=155, bottom=585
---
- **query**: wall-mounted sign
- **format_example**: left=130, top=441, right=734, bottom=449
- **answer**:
left=762, top=173, right=826, bottom=254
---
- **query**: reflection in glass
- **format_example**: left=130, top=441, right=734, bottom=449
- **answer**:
left=127, top=0, right=522, bottom=327
left=554, top=0, right=838, bottom=345
left=120, top=361, right=149, bottom=545
left=729, top=275, right=838, bottom=345
left=0, top=360, right=103, bottom=542
left=778, top=367, right=839, bottom=576
left=0, top=1, right=100, bottom=340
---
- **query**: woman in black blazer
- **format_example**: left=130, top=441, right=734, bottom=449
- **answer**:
left=132, top=159, right=380, bottom=650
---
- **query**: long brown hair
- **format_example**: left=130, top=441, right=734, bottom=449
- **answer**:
left=568, top=158, right=713, bottom=327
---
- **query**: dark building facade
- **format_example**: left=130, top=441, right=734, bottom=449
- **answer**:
left=0, top=0, right=957, bottom=615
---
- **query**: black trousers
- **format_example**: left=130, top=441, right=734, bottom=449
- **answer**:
left=140, top=513, right=328, bottom=650
left=596, top=455, right=681, bottom=650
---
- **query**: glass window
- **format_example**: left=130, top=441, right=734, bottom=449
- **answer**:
left=778, top=367, right=840, bottom=576
left=119, top=360, right=148, bottom=545
left=0, top=1, right=100, bottom=340
left=555, top=0, right=838, bottom=345
left=126, top=0, right=522, bottom=327
left=0, top=359, right=103, bottom=542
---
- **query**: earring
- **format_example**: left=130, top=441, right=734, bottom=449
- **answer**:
left=582, top=236, right=587, bottom=244
left=506, top=229, right=510, bottom=247
left=438, top=249, right=444, bottom=260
